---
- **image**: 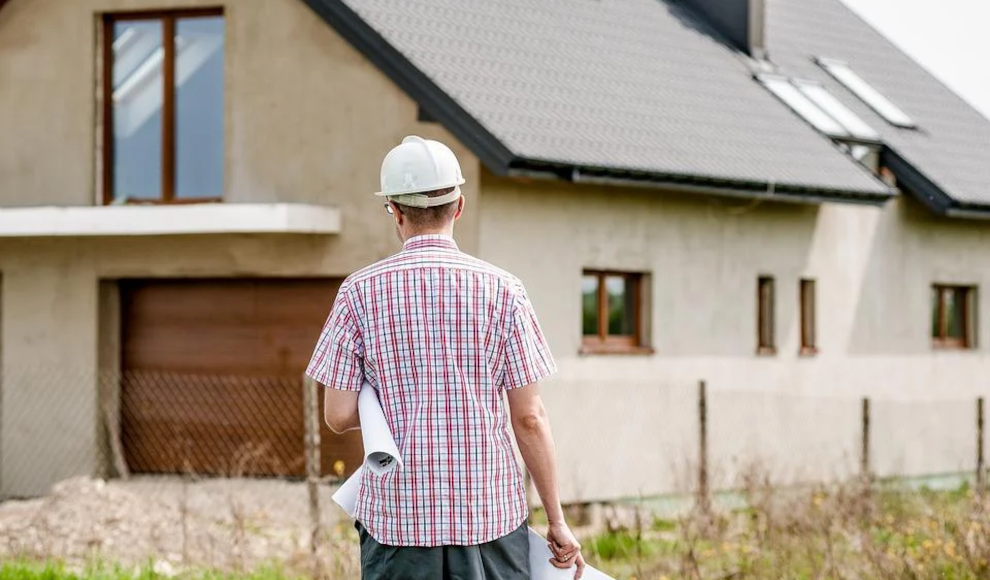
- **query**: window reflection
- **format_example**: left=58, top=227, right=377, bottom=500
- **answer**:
left=108, top=12, right=224, bottom=203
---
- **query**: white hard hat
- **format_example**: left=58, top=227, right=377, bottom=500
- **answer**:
left=375, top=135, right=466, bottom=208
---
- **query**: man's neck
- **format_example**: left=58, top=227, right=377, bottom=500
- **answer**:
left=402, top=228, right=454, bottom=243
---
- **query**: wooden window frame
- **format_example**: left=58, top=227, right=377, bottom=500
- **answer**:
left=757, top=275, right=776, bottom=355
left=101, top=8, right=225, bottom=206
left=799, top=278, right=817, bottom=356
left=932, top=284, right=977, bottom=350
left=580, top=270, right=652, bottom=355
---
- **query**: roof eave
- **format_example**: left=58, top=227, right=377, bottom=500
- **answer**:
left=508, top=159, right=894, bottom=206
left=881, top=149, right=990, bottom=218
left=298, top=0, right=516, bottom=173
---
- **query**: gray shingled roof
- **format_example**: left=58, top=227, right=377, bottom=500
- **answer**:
left=768, top=0, right=990, bottom=212
left=305, top=0, right=892, bottom=202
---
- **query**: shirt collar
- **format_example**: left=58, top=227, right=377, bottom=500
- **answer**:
left=402, top=234, right=459, bottom=252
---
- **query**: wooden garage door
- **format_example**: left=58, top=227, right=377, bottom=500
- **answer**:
left=119, top=278, right=364, bottom=479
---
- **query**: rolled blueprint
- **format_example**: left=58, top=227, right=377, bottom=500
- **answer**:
left=331, top=382, right=401, bottom=517
left=358, top=384, right=403, bottom=474
left=331, top=464, right=363, bottom=518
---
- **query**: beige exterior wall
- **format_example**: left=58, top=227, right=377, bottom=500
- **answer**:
left=480, top=173, right=990, bottom=503
left=0, top=0, right=481, bottom=496
left=1, top=0, right=987, bottom=503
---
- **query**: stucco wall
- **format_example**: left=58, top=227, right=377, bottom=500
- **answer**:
left=0, top=0, right=481, bottom=257
left=480, top=173, right=990, bottom=502
left=0, top=0, right=482, bottom=497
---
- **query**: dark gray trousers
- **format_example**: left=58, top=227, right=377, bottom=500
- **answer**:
left=356, top=520, right=530, bottom=580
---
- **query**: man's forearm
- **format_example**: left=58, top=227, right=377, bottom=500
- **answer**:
left=513, top=404, right=565, bottom=525
left=324, top=387, right=361, bottom=434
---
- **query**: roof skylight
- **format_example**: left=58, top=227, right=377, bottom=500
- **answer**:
left=794, top=80, right=881, bottom=141
left=815, top=58, right=916, bottom=128
left=757, top=74, right=881, bottom=142
left=758, top=75, right=848, bottom=137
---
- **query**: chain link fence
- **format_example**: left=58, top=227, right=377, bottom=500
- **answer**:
left=1, top=368, right=987, bottom=577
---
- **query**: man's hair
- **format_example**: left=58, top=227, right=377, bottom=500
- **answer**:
left=393, top=187, right=459, bottom=229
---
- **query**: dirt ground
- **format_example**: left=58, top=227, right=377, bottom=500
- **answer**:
left=0, top=476, right=362, bottom=577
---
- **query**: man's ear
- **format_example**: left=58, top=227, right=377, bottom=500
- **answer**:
left=454, top=196, right=465, bottom=220
left=390, top=202, right=405, bottom=226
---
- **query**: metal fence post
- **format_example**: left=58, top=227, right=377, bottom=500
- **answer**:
left=303, top=375, right=322, bottom=579
left=978, top=397, right=985, bottom=494
left=697, top=380, right=710, bottom=514
left=861, top=397, right=871, bottom=483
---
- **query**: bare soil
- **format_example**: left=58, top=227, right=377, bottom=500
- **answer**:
left=0, top=476, right=361, bottom=577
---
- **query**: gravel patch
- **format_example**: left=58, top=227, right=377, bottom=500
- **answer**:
left=0, top=476, right=361, bottom=577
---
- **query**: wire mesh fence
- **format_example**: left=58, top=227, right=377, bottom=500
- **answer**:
left=1, top=368, right=987, bottom=577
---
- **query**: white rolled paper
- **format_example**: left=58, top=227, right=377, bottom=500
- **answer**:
left=331, top=464, right=363, bottom=518
left=357, top=384, right=403, bottom=475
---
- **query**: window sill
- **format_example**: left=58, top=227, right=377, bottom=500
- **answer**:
left=0, top=203, right=342, bottom=237
left=932, top=341, right=976, bottom=351
left=756, top=346, right=777, bottom=357
left=579, top=344, right=655, bottom=356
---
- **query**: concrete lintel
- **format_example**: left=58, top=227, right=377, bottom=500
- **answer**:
left=0, top=203, right=342, bottom=237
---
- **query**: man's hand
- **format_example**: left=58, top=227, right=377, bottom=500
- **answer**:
left=547, top=522, right=585, bottom=579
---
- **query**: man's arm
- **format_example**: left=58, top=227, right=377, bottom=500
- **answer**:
left=324, top=388, right=360, bottom=434
left=507, top=382, right=586, bottom=579
left=306, top=285, right=365, bottom=434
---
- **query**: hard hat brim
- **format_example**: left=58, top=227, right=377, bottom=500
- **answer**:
left=379, top=185, right=463, bottom=208
left=373, top=177, right=466, bottom=198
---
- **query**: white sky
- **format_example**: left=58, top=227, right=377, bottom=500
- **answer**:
left=838, top=0, right=990, bottom=120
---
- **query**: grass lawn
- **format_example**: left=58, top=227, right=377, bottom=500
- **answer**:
left=0, top=561, right=302, bottom=580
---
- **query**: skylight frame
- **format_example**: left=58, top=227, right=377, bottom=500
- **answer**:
left=756, top=73, right=882, bottom=144
left=792, top=79, right=882, bottom=142
left=814, top=57, right=917, bottom=129
left=757, top=74, right=850, bottom=139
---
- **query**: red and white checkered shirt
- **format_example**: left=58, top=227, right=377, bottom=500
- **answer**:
left=306, top=234, right=556, bottom=547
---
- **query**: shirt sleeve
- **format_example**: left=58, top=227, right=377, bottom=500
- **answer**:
left=305, top=288, right=365, bottom=392
left=500, top=283, right=557, bottom=390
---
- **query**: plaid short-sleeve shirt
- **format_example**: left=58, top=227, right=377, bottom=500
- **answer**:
left=306, top=234, right=556, bottom=547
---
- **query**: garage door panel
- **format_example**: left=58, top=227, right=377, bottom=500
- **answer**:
left=120, top=279, right=363, bottom=478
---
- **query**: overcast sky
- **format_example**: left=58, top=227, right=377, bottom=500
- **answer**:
left=838, top=0, right=990, bottom=120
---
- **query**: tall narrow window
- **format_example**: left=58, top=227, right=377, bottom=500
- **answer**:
left=581, top=270, right=648, bottom=354
left=800, top=279, right=817, bottom=354
left=932, top=285, right=977, bottom=349
left=757, top=276, right=775, bottom=354
left=103, top=9, right=225, bottom=204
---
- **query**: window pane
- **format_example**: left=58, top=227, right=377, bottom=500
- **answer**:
left=582, top=275, right=599, bottom=336
left=795, top=81, right=880, bottom=141
left=800, top=280, right=815, bottom=348
left=606, top=276, right=635, bottom=336
left=947, top=289, right=966, bottom=339
left=817, top=59, right=916, bottom=128
left=758, top=277, right=774, bottom=347
left=175, top=17, right=225, bottom=199
left=758, top=75, right=849, bottom=138
left=112, top=20, right=164, bottom=201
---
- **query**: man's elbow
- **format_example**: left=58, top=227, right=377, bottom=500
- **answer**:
left=324, top=409, right=355, bottom=434
left=513, top=405, right=549, bottom=435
